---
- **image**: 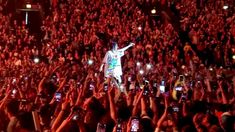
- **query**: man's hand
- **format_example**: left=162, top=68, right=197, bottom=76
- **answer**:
left=129, top=42, right=135, bottom=47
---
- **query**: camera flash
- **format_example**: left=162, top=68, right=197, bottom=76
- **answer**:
left=88, top=59, right=93, bottom=65
left=151, top=9, right=156, bottom=14
left=223, top=5, right=228, bottom=10
left=146, top=64, right=151, bottom=69
left=139, top=69, right=144, bottom=75
left=34, top=57, right=40, bottom=63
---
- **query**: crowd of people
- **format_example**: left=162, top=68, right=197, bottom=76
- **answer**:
left=0, top=0, right=235, bottom=131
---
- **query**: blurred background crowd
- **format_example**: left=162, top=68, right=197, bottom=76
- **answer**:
left=0, top=0, right=235, bottom=132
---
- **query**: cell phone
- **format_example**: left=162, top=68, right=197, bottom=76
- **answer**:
left=11, top=89, right=17, bottom=97
left=131, top=118, right=139, bottom=132
left=190, top=81, right=193, bottom=87
left=12, top=89, right=17, bottom=94
left=55, top=92, right=61, bottom=102
left=181, top=93, right=187, bottom=101
left=160, top=85, right=165, bottom=93
left=161, top=80, right=165, bottom=86
left=76, top=82, right=81, bottom=88
left=143, top=87, right=149, bottom=96
left=135, top=85, right=140, bottom=91
left=153, top=82, right=157, bottom=87
left=104, top=84, right=108, bottom=92
left=12, top=78, right=16, bottom=84
left=97, top=123, right=106, bottom=132
left=173, top=106, right=179, bottom=112
left=175, top=86, right=183, bottom=91
left=128, top=76, right=132, bottom=82
left=179, top=75, right=184, bottom=82
left=116, top=120, right=122, bottom=132
left=144, top=80, right=149, bottom=84
left=72, top=114, right=79, bottom=121
left=89, top=83, right=95, bottom=90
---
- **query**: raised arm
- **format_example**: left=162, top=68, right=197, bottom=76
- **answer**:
left=119, top=42, right=135, bottom=52
left=108, top=86, right=117, bottom=123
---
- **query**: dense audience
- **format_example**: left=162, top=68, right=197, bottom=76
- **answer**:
left=0, top=0, right=235, bottom=132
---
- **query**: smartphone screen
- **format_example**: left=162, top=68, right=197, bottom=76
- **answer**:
left=131, top=118, right=139, bottom=132
left=173, top=106, right=179, bottom=112
left=175, top=86, right=183, bottom=91
left=104, top=84, right=108, bottom=92
left=12, top=78, right=16, bottom=84
left=55, top=92, right=61, bottom=102
left=116, top=123, right=122, bottom=132
left=11, top=89, right=17, bottom=97
left=128, top=76, right=132, bottom=82
left=179, top=75, right=184, bottom=82
left=72, top=114, right=79, bottom=121
left=153, top=83, right=157, bottom=87
left=12, top=89, right=17, bottom=94
left=97, top=123, right=106, bottom=132
left=89, top=83, right=94, bottom=90
left=160, top=85, right=165, bottom=93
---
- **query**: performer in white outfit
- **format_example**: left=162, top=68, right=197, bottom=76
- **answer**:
left=100, top=42, right=135, bottom=86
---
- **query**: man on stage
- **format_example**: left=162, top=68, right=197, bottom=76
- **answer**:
left=100, top=42, right=135, bottom=89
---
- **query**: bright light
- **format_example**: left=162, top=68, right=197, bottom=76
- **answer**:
left=146, top=64, right=151, bottom=69
left=232, top=55, right=235, bottom=60
left=33, top=57, right=40, bottom=64
left=151, top=9, right=156, bottom=14
left=181, top=65, right=185, bottom=69
left=25, top=12, right=28, bottom=25
left=139, top=69, right=144, bottom=75
left=88, top=59, right=93, bottom=65
left=136, top=62, right=141, bottom=66
left=26, top=4, right=32, bottom=9
left=223, top=5, right=228, bottom=10
left=138, top=26, right=142, bottom=31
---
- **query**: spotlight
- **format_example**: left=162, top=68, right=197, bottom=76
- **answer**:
left=136, top=62, right=141, bottom=66
left=139, top=69, right=144, bottom=75
left=181, top=65, right=185, bottom=69
left=138, top=26, right=142, bottom=31
left=223, top=5, right=228, bottom=10
left=88, top=59, right=93, bottom=65
left=33, top=57, right=40, bottom=64
left=151, top=9, right=156, bottom=14
left=26, top=4, right=32, bottom=9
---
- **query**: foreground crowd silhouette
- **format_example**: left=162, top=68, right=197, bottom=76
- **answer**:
left=0, top=0, right=235, bottom=132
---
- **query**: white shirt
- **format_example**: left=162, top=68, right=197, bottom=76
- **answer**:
left=102, top=50, right=124, bottom=78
